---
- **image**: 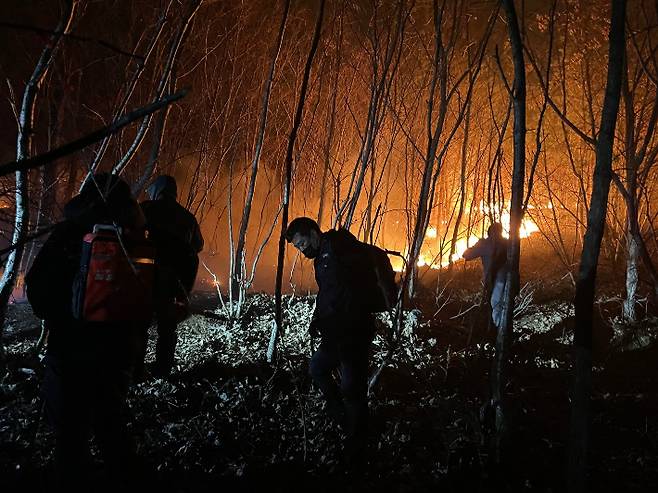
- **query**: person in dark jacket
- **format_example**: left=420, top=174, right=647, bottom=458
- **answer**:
left=139, top=175, right=203, bottom=377
left=26, top=173, right=145, bottom=490
left=462, top=222, right=509, bottom=329
left=285, top=217, right=375, bottom=461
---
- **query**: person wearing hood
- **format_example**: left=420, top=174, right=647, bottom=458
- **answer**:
left=285, top=217, right=376, bottom=465
left=138, top=175, right=203, bottom=377
left=26, top=173, right=146, bottom=490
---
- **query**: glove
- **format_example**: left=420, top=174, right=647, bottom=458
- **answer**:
left=309, top=318, right=321, bottom=338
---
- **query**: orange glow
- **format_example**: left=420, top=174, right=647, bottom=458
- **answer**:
left=499, top=210, right=540, bottom=239
left=390, top=256, right=405, bottom=273
left=450, top=235, right=481, bottom=264
left=389, top=203, right=541, bottom=273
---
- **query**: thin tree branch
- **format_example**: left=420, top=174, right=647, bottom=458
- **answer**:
left=0, top=21, right=146, bottom=62
left=0, top=89, right=188, bottom=178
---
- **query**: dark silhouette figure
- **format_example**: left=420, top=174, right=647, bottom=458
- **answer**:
left=26, top=174, right=146, bottom=490
left=285, top=217, right=375, bottom=463
left=463, top=222, right=509, bottom=330
left=139, top=175, right=203, bottom=377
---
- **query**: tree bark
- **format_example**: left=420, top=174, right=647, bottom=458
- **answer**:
left=231, top=0, right=291, bottom=306
left=0, top=0, right=78, bottom=368
left=492, top=0, right=526, bottom=467
left=449, top=97, right=471, bottom=268
left=621, top=52, right=639, bottom=321
left=22, top=85, right=63, bottom=288
left=110, top=0, right=201, bottom=177
left=81, top=4, right=171, bottom=184
left=568, top=2, right=626, bottom=492
left=272, top=0, right=326, bottom=360
left=623, top=223, right=639, bottom=320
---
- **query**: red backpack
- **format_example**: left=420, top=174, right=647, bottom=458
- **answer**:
left=72, top=224, right=156, bottom=323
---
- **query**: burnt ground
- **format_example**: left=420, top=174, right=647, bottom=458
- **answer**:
left=1, top=258, right=657, bottom=492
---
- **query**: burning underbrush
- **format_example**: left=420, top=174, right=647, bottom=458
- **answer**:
left=1, top=287, right=657, bottom=492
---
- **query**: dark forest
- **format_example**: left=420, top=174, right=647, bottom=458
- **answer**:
left=0, top=0, right=657, bottom=492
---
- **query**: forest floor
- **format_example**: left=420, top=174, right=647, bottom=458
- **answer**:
left=1, top=257, right=657, bottom=492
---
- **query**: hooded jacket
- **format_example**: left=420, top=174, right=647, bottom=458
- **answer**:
left=141, top=175, right=203, bottom=253
left=25, top=173, right=145, bottom=358
left=140, top=175, right=203, bottom=295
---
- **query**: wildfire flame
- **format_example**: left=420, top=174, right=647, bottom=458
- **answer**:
left=388, top=202, right=541, bottom=273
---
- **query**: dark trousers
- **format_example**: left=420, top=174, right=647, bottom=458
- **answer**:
left=42, top=354, right=136, bottom=491
left=135, top=304, right=181, bottom=379
left=154, top=313, right=178, bottom=376
left=147, top=268, right=192, bottom=377
left=309, top=334, right=372, bottom=447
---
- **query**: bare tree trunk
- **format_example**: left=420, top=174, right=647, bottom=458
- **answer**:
left=111, top=0, right=202, bottom=177
left=621, top=51, right=639, bottom=321
left=0, top=0, right=77, bottom=368
left=336, top=0, right=408, bottom=230
left=405, top=0, right=449, bottom=298
left=491, top=0, right=526, bottom=468
left=615, top=14, right=658, bottom=317
left=623, top=221, right=639, bottom=320
left=317, top=13, right=343, bottom=228
left=231, top=0, right=291, bottom=306
left=568, top=2, right=626, bottom=492
left=404, top=1, right=493, bottom=299
left=227, top=158, right=236, bottom=311
left=273, top=0, right=326, bottom=360
left=81, top=4, right=171, bottom=185
left=23, top=86, right=63, bottom=284
left=633, top=222, right=658, bottom=302
left=132, top=74, right=173, bottom=196
left=449, top=96, right=471, bottom=267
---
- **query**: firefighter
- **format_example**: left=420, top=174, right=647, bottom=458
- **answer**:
left=139, top=175, right=203, bottom=377
left=463, top=222, right=509, bottom=330
left=285, top=217, right=376, bottom=464
left=26, top=174, right=146, bottom=490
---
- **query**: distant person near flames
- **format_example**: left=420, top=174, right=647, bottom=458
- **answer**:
left=285, top=216, right=397, bottom=466
left=462, top=222, right=509, bottom=330
left=138, top=175, right=203, bottom=378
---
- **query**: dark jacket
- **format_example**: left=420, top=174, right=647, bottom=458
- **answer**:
left=313, top=229, right=372, bottom=340
left=25, top=175, right=145, bottom=359
left=143, top=175, right=203, bottom=253
left=140, top=198, right=203, bottom=297
left=140, top=199, right=203, bottom=254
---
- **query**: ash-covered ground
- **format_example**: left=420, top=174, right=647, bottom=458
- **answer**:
left=1, top=268, right=657, bottom=492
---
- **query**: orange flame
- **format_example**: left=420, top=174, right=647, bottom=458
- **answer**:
left=389, top=202, right=541, bottom=273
